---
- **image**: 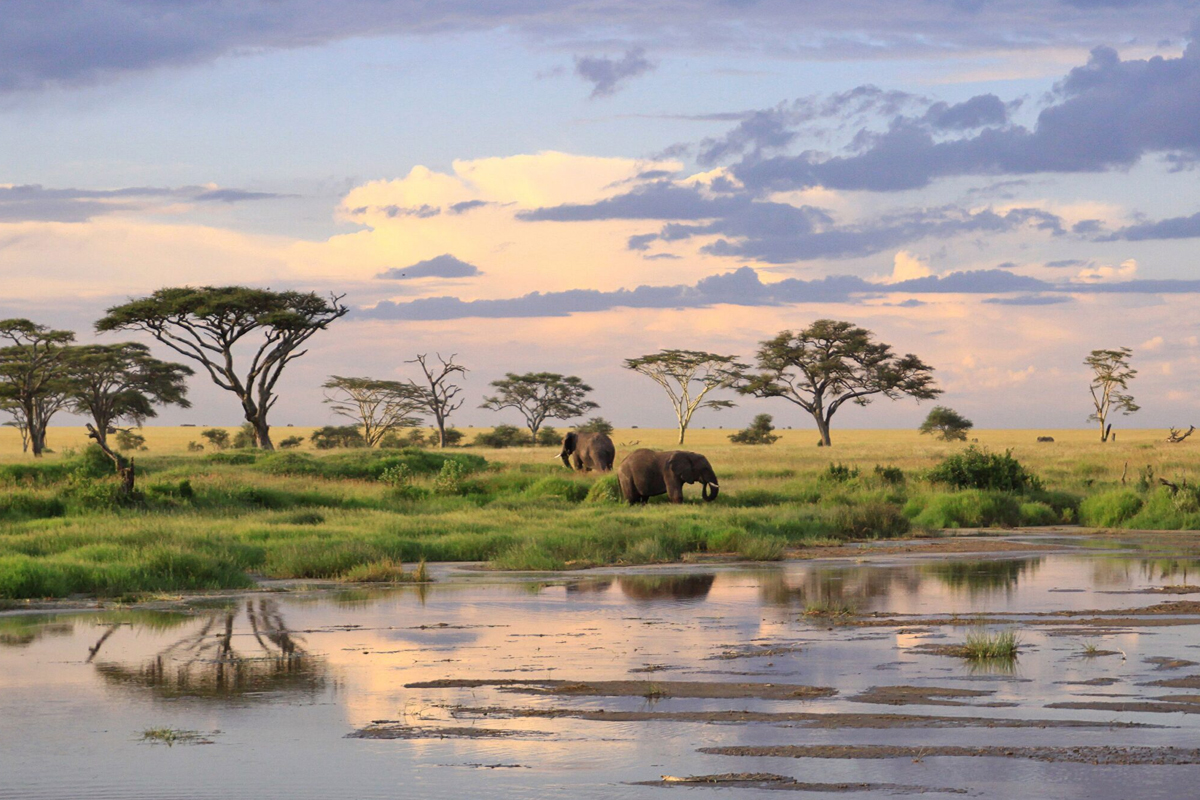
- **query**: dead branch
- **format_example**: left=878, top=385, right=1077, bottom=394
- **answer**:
left=1167, top=425, right=1195, bottom=443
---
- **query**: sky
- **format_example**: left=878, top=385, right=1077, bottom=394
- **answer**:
left=4, top=0, right=1200, bottom=434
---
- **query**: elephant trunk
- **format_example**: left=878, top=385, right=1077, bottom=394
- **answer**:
left=702, top=481, right=719, bottom=501
left=556, top=450, right=571, bottom=467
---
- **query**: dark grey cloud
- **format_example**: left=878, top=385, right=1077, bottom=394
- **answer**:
left=4, top=1, right=1190, bottom=94
left=574, top=48, right=654, bottom=98
left=359, top=264, right=1200, bottom=321
left=376, top=254, right=482, bottom=280
left=1102, top=211, right=1200, bottom=240
left=728, top=39, right=1200, bottom=193
left=448, top=200, right=490, bottom=214
left=348, top=203, right=440, bottom=219
left=522, top=182, right=1063, bottom=263
left=1044, top=258, right=1090, bottom=268
left=0, top=183, right=286, bottom=222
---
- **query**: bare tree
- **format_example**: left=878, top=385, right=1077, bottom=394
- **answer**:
left=323, top=376, right=423, bottom=447
left=1085, top=347, right=1138, bottom=442
left=623, top=349, right=746, bottom=445
left=407, top=353, right=467, bottom=448
left=96, top=287, right=348, bottom=450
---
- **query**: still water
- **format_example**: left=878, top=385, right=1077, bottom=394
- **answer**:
left=4, top=541, right=1200, bottom=798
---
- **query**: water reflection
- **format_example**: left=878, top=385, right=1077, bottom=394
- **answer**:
left=617, top=574, right=715, bottom=602
left=90, top=598, right=325, bottom=700
left=922, top=558, right=1042, bottom=597
left=0, top=617, right=73, bottom=648
left=757, top=565, right=922, bottom=608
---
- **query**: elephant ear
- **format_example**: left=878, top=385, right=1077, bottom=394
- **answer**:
left=665, top=451, right=692, bottom=483
left=563, top=432, right=577, bottom=450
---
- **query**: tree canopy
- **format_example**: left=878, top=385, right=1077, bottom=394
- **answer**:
left=96, top=286, right=347, bottom=450
left=323, top=376, right=423, bottom=447
left=0, top=319, right=76, bottom=456
left=739, top=319, right=941, bottom=446
left=1085, top=347, right=1138, bottom=442
left=67, top=342, right=193, bottom=448
left=481, top=372, right=598, bottom=442
left=624, top=349, right=746, bottom=445
left=918, top=405, right=974, bottom=441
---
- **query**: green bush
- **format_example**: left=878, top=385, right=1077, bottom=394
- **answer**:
left=906, top=491, right=1022, bottom=529
left=1078, top=489, right=1144, bottom=527
left=200, top=428, right=230, bottom=450
left=254, top=452, right=321, bottom=476
left=474, top=425, right=529, bottom=448
left=1018, top=501, right=1060, bottom=526
left=434, top=460, right=468, bottom=495
left=205, top=451, right=258, bottom=465
left=831, top=502, right=910, bottom=538
left=114, top=429, right=147, bottom=451
left=577, top=417, right=614, bottom=436
left=0, top=492, right=65, bottom=520
left=874, top=465, right=905, bottom=485
left=524, top=476, right=589, bottom=502
left=823, top=463, right=860, bottom=483
left=585, top=475, right=622, bottom=503
left=310, top=425, right=366, bottom=449
left=232, top=423, right=258, bottom=449
left=927, top=446, right=1041, bottom=492
left=729, top=414, right=780, bottom=445
left=278, top=436, right=304, bottom=449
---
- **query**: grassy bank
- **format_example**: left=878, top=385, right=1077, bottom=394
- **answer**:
left=0, top=426, right=1197, bottom=600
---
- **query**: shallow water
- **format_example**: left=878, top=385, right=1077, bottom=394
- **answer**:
left=5, top=539, right=1200, bottom=799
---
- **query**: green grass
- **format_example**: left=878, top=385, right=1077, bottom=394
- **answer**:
left=0, top=426, right=1197, bottom=600
left=140, top=728, right=212, bottom=746
left=961, top=628, right=1020, bottom=661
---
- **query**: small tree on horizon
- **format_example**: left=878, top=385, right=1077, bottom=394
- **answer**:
left=0, top=319, right=76, bottom=456
left=1085, top=347, right=1138, bottom=442
left=323, top=376, right=423, bottom=447
left=918, top=406, right=974, bottom=442
left=739, top=320, right=941, bottom=447
left=481, top=372, right=598, bottom=443
left=576, top=416, right=614, bottom=436
left=624, top=349, right=747, bottom=445
left=96, top=286, right=348, bottom=450
left=729, top=413, right=781, bottom=445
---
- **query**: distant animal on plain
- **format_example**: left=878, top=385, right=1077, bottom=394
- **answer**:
left=1037, top=436, right=1055, bottom=443
left=617, top=448, right=719, bottom=505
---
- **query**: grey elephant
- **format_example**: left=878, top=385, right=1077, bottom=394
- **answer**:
left=558, top=431, right=615, bottom=472
left=617, top=448, right=719, bottom=504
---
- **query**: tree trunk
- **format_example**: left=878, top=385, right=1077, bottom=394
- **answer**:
left=434, top=413, right=447, bottom=448
left=1099, top=417, right=1108, bottom=442
left=677, top=423, right=686, bottom=446
left=814, top=413, right=832, bottom=447
left=253, top=416, right=274, bottom=451
left=30, top=424, right=45, bottom=457
left=529, top=422, right=540, bottom=445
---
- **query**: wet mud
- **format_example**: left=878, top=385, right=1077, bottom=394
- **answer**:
left=407, top=678, right=837, bottom=700
left=700, top=745, right=1200, bottom=765
left=633, top=772, right=968, bottom=794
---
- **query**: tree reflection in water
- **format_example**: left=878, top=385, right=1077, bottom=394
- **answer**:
left=617, top=574, right=715, bottom=602
left=90, top=598, right=325, bottom=700
left=757, top=566, right=922, bottom=609
left=923, top=558, right=1042, bottom=597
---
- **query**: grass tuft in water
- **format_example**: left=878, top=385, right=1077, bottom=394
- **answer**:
left=140, top=727, right=213, bottom=746
left=961, top=628, right=1020, bottom=661
left=803, top=599, right=857, bottom=618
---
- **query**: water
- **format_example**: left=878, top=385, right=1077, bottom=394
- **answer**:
left=5, top=538, right=1200, bottom=798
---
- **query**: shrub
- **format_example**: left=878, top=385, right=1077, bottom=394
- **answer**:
left=278, top=436, right=304, bottom=449
left=729, top=414, right=780, bottom=445
left=585, top=475, right=622, bottom=503
left=524, top=476, right=589, bottom=502
left=906, top=491, right=1022, bottom=529
left=205, top=451, right=257, bottom=465
left=380, top=429, right=426, bottom=448
left=474, top=425, right=529, bottom=448
left=145, top=479, right=194, bottom=500
left=823, top=463, right=860, bottom=483
left=200, top=428, right=230, bottom=450
left=0, top=492, right=65, bottom=520
left=1019, top=501, right=1060, bottom=526
left=536, top=426, right=561, bottom=447
left=874, top=465, right=905, bottom=485
left=434, top=459, right=468, bottom=495
left=255, top=452, right=320, bottom=476
left=114, top=429, right=147, bottom=451
left=927, top=446, right=1041, bottom=492
left=1079, top=490, right=1144, bottom=527
left=186, top=441, right=204, bottom=452
left=310, top=425, right=366, bottom=449
left=832, top=503, right=910, bottom=538
left=232, top=423, right=258, bottom=449
left=577, top=417, right=614, bottom=436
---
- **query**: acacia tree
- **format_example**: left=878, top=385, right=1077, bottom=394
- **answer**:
left=323, top=376, right=423, bottom=447
left=1085, top=347, right=1138, bottom=442
left=0, top=319, right=76, bottom=456
left=406, top=353, right=467, bottom=448
left=624, top=349, right=746, bottom=445
left=68, top=343, right=193, bottom=449
left=481, top=372, right=598, bottom=443
left=918, top=406, right=974, bottom=442
left=739, top=320, right=941, bottom=447
left=96, top=287, right=347, bottom=450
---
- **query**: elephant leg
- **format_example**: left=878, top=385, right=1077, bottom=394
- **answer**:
left=666, top=479, right=684, bottom=504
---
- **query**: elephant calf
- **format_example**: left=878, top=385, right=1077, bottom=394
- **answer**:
left=558, top=431, right=615, bottom=472
left=617, top=448, right=719, bottom=504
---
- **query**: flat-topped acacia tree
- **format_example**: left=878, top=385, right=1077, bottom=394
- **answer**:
left=739, top=319, right=941, bottom=447
left=624, top=349, right=747, bottom=445
left=0, top=319, right=75, bottom=456
left=96, top=287, right=348, bottom=450
left=481, top=372, right=598, bottom=444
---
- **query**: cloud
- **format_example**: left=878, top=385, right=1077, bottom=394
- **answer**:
left=889, top=251, right=932, bottom=282
left=1140, top=335, right=1165, bottom=350
left=9, top=2, right=1185, bottom=93
left=728, top=38, right=1200, bottom=193
left=447, top=200, right=490, bottom=214
left=376, top=254, right=482, bottom=280
left=1103, top=211, right=1200, bottom=240
left=1044, top=258, right=1090, bottom=268
left=1074, top=257, right=1137, bottom=282
left=574, top=48, right=654, bottom=98
left=360, top=264, right=1200, bottom=321
left=0, top=183, right=285, bottom=222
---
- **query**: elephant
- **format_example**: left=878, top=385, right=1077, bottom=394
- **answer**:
left=617, top=448, right=719, bottom=504
left=557, top=431, right=615, bottom=472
